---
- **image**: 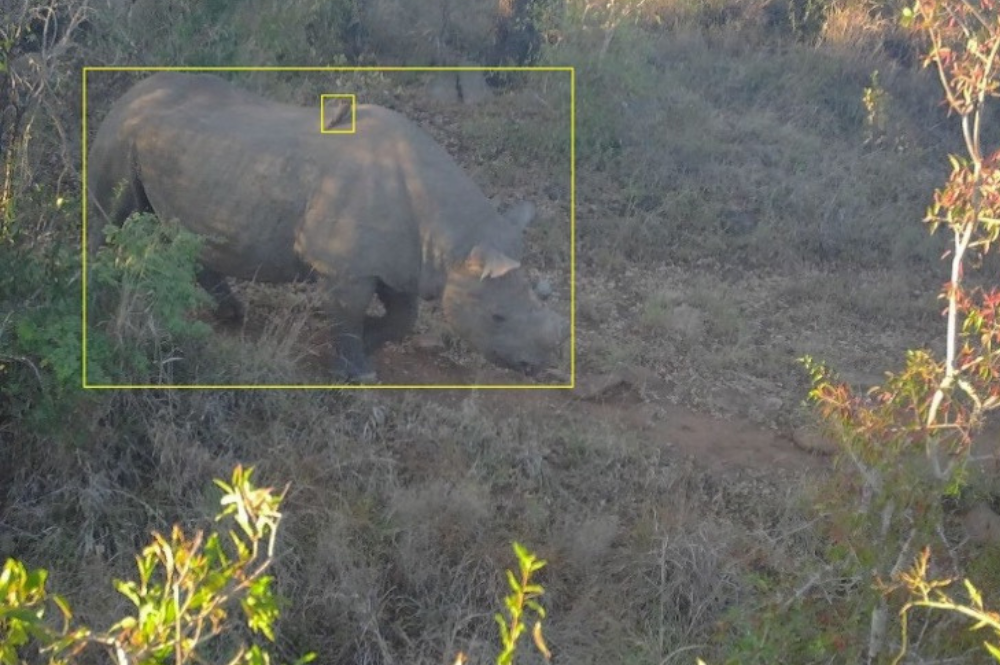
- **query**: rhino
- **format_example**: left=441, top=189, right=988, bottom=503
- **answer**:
left=87, top=72, right=567, bottom=383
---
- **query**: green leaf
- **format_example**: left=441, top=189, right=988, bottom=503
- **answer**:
left=900, top=5, right=915, bottom=28
left=110, top=615, right=137, bottom=633
left=0, top=608, right=43, bottom=626
left=52, top=594, right=73, bottom=623
left=229, top=531, right=251, bottom=560
left=525, top=600, right=546, bottom=618
left=204, top=532, right=229, bottom=568
left=114, top=580, right=142, bottom=607
left=964, top=579, right=983, bottom=608
left=0, top=558, right=17, bottom=586
left=495, top=614, right=510, bottom=642
left=505, top=569, right=519, bottom=592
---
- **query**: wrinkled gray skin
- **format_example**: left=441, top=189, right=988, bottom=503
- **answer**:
left=87, top=73, right=567, bottom=382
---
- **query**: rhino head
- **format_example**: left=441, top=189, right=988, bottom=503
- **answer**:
left=442, top=242, right=568, bottom=375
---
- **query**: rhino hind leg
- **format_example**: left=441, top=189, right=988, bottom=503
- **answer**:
left=326, top=276, right=379, bottom=384
left=363, top=283, right=418, bottom=352
left=197, top=269, right=245, bottom=322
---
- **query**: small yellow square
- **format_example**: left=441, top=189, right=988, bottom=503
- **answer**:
left=320, top=93, right=357, bottom=134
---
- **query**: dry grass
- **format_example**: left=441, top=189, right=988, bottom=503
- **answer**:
left=4, top=363, right=824, bottom=663
left=6, top=1, right=998, bottom=663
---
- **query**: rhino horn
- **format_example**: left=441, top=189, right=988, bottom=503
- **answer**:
left=466, top=244, right=521, bottom=280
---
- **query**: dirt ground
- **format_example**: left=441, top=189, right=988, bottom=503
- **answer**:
left=393, top=357, right=829, bottom=474
left=214, top=301, right=829, bottom=476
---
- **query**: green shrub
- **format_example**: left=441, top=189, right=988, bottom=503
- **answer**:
left=0, top=465, right=315, bottom=665
left=87, top=212, right=212, bottom=386
left=1, top=205, right=213, bottom=428
left=0, top=196, right=86, bottom=428
left=0, top=465, right=553, bottom=665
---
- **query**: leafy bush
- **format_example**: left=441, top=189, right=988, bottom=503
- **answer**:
left=91, top=0, right=364, bottom=67
left=894, top=548, right=1000, bottom=663
left=0, top=465, right=315, bottom=665
left=0, top=200, right=85, bottom=428
left=1, top=466, right=553, bottom=665
left=1, top=227, right=80, bottom=385
left=773, top=0, right=1000, bottom=660
left=692, top=0, right=1000, bottom=660
left=87, top=211, right=212, bottom=386
left=494, top=543, right=550, bottom=665
left=0, top=205, right=214, bottom=424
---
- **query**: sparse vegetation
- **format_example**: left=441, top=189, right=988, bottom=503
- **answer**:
left=4, top=0, right=1000, bottom=663
left=0, top=465, right=312, bottom=665
left=86, top=212, right=212, bottom=386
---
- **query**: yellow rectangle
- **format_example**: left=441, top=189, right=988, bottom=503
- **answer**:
left=320, top=93, right=357, bottom=134
left=81, top=66, right=575, bottom=390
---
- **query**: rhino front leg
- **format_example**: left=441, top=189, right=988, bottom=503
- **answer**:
left=326, top=276, right=379, bottom=384
left=197, top=269, right=245, bottom=321
left=364, top=283, right=419, bottom=352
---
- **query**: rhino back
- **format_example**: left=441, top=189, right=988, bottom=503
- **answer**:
left=92, top=73, right=520, bottom=292
left=300, top=103, right=527, bottom=295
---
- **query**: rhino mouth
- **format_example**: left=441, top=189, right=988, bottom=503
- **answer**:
left=485, top=329, right=568, bottom=377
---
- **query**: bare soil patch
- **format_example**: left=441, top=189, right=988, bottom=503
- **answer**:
left=379, top=348, right=828, bottom=474
left=215, top=303, right=828, bottom=475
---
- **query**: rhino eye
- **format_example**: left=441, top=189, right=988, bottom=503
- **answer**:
left=492, top=313, right=507, bottom=324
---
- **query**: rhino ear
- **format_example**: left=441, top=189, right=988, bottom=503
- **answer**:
left=467, top=244, right=521, bottom=280
left=502, top=201, right=536, bottom=232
